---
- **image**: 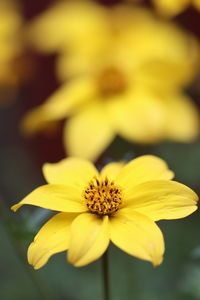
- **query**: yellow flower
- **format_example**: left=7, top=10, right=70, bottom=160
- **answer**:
left=0, top=0, right=24, bottom=88
left=152, top=0, right=200, bottom=16
left=11, top=155, right=198, bottom=269
left=126, top=0, right=200, bottom=16
left=23, top=4, right=199, bottom=161
left=27, top=0, right=110, bottom=55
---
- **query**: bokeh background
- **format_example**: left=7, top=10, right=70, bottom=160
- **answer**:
left=1, top=0, right=200, bottom=299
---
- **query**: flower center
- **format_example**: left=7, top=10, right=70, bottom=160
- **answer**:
left=83, top=177, right=123, bottom=216
left=97, top=67, right=127, bottom=97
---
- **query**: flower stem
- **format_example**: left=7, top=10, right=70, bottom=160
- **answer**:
left=102, top=250, right=110, bottom=300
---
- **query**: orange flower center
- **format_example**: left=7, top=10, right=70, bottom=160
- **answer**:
left=97, top=67, right=127, bottom=97
left=83, top=177, right=123, bottom=215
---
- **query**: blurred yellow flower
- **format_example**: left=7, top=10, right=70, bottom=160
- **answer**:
left=127, top=0, right=200, bottom=16
left=0, top=0, right=24, bottom=90
left=11, top=156, right=198, bottom=269
left=23, top=3, right=200, bottom=161
left=152, top=0, right=200, bottom=16
left=27, top=0, right=109, bottom=55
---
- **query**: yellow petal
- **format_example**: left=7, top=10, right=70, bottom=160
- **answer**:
left=109, top=91, right=166, bottom=144
left=22, top=77, right=95, bottom=135
left=165, top=93, right=199, bottom=142
left=43, top=157, right=98, bottom=189
left=0, top=0, right=23, bottom=78
left=20, top=106, right=55, bottom=136
left=64, top=104, right=115, bottom=161
left=11, top=184, right=86, bottom=213
left=100, top=161, right=125, bottom=181
left=137, top=59, right=198, bottom=91
left=115, top=155, right=174, bottom=197
left=56, top=46, right=108, bottom=81
left=110, top=210, right=164, bottom=266
left=68, top=213, right=109, bottom=267
left=117, top=7, right=198, bottom=70
left=193, top=0, right=200, bottom=9
left=27, top=1, right=108, bottom=53
left=41, top=77, right=96, bottom=118
left=28, top=212, right=77, bottom=269
left=124, top=180, right=198, bottom=221
left=152, top=0, right=189, bottom=16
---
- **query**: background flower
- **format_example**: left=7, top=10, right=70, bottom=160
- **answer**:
left=22, top=3, right=200, bottom=161
left=126, top=0, right=200, bottom=16
left=152, top=0, right=200, bottom=17
left=0, top=0, right=31, bottom=106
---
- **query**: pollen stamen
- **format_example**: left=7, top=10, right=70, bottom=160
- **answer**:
left=83, top=176, right=123, bottom=216
left=97, top=67, right=127, bottom=97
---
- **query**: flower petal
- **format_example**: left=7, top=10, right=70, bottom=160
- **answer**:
left=100, top=161, right=125, bottom=181
left=137, top=59, right=198, bottom=91
left=41, top=77, right=96, bottom=119
left=68, top=213, right=109, bottom=267
left=43, top=157, right=98, bottom=189
left=152, top=0, right=189, bottom=16
left=11, top=184, right=86, bottom=213
left=124, top=180, right=198, bottom=221
left=22, top=77, right=95, bottom=135
left=64, top=104, right=115, bottom=161
left=21, top=106, right=58, bottom=136
left=165, top=93, right=199, bottom=142
left=28, top=212, right=77, bottom=269
left=28, top=1, right=108, bottom=53
left=194, top=0, right=200, bottom=10
left=110, top=210, right=164, bottom=266
left=115, top=155, right=174, bottom=197
left=109, top=91, right=166, bottom=144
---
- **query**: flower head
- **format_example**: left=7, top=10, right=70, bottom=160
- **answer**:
left=127, top=0, right=200, bottom=16
left=0, top=0, right=24, bottom=89
left=23, top=3, right=200, bottom=161
left=11, top=156, right=198, bottom=269
left=152, top=0, right=200, bottom=17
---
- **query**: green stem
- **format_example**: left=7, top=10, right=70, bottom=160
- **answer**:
left=102, top=250, right=110, bottom=300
